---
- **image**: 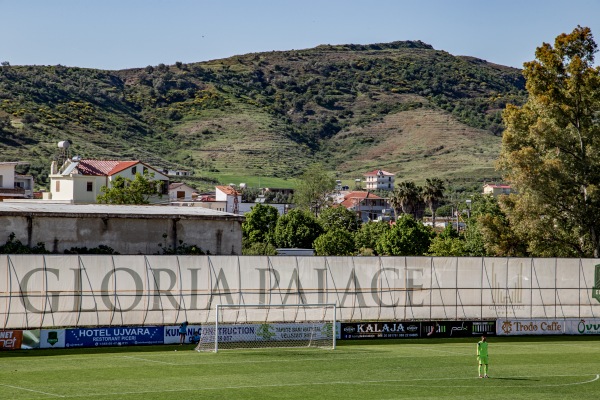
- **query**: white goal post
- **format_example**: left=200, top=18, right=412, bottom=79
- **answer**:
left=196, top=303, right=337, bottom=352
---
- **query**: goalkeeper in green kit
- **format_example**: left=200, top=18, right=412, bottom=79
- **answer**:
left=476, top=336, right=489, bottom=378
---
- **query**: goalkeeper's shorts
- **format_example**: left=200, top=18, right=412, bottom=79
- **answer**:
left=477, top=356, right=489, bottom=364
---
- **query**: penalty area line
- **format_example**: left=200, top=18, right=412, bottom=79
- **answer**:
left=0, top=383, right=65, bottom=397
left=49, top=373, right=600, bottom=397
left=420, top=374, right=600, bottom=389
left=121, top=355, right=178, bottom=365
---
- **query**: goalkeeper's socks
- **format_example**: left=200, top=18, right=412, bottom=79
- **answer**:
left=483, top=364, right=488, bottom=376
left=478, top=365, right=483, bottom=377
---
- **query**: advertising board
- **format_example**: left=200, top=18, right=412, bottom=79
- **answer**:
left=421, top=321, right=496, bottom=338
left=497, top=319, right=565, bottom=335
left=340, top=322, right=420, bottom=339
left=40, top=329, right=66, bottom=348
left=0, top=330, right=23, bottom=350
left=3, top=256, right=600, bottom=329
left=65, top=326, right=164, bottom=348
left=566, top=319, right=600, bottom=335
left=164, top=325, right=202, bottom=344
left=199, top=322, right=335, bottom=343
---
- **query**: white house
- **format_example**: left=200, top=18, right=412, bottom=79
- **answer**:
left=169, top=182, right=198, bottom=201
left=215, top=185, right=242, bottom=214
left=483, top=184, right=513, bottom=197
left=47, top=158, right=169, bottom=204
left=364, top=169, right=395, bottom=191
left=164, top=169, right=192, bottom=177
left=0, top=162, right=34, bottom=200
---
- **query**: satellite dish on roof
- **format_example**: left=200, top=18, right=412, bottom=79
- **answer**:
left=58, top=140, right=70, bottom=149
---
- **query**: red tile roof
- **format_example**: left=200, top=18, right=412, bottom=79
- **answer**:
left=343, top=191, right=382, bottom=200
left=75, top=160, right=140, bottom=176
left=340, top=191, right=382, bottom=208
left=364, top=169, right=394, bottom=176
left=216, top=185, right=239, bottom=196
left=108, top=161, right=140, bottom=175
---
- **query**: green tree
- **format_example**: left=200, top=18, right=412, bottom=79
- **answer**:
left=243, top=242, right=278, bottom=256
left=375, top=215, right=433, bottom=256
left=428, top=224, right=466, bottom=256
left=293, top=163, right=336, bottom=217
left=242, top=204, right=279, bottom=245
left=97, top=172, right=163, bottom=204
left=498, top=26, right=600, bottom=257
left=390, top=181, right=423, bottom=219
left=471, top=194, right=528, bottom=257
left=422, top=178, right=445, bottom=229
left=317, top=206, right=360, bottom=233
left=273, top=209, right=323, bottom=249
left=354, top=221, right=391, bottom=255
left=313, top=229, right=356, bottom=256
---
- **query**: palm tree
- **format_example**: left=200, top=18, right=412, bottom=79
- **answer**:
left=422, top=178, right=445, bottom=229
left=390, top=181, right=422, bottom=219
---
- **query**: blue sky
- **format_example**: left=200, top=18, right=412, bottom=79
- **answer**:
left=2, top=0, right=600, bottom=70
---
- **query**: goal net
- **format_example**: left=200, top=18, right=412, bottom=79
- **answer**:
left=196, top=303, right=336, bottom=352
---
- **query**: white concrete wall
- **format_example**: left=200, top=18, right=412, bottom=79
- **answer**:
left=49, top=177, right=75, bottom=201
left=0, top=164, right=15, bottom=189
left=169, top=185, right=196, bottom=201
left=72, top=176, right=106, bottom=204
left=0, top=213, right=242, bottom=255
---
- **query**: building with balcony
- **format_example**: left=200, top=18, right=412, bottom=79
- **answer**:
left=339, top=191, right=390, bottom=223
left=364, top=169, right=395, bottom=191
left=0, top=162, right=34, bottom=200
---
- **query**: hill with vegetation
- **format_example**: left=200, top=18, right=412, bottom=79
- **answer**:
left=0, top=41, right=526, bottom=192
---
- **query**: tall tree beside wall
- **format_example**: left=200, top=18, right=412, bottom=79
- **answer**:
left=375, top=215, right=433, bottom=256
left=422, top=178, right=445, bottom=229
left=499, top=26, right=600, bottom=257
left=97, top=172, right=163, bottom=205
left=273, top=209, right=323, bottom=249
left=293, top=163, right=336, bottom=217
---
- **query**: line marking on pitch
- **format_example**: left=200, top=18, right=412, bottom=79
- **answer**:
left=402, top=345, right=470, bottom=356
left=420, top=374, right=600, bottom=388
left=121, top=355, right=178, bottom=365
left=0, top=383, right=65, bottom=397
left=175, top=352, right=463, bottom=366
left=55, top=373, right=600, bottom=397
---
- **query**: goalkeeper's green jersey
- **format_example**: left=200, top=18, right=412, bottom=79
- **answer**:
left=477, top=340, right=488, bottom=357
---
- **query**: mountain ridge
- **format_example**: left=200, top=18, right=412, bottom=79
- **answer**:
left=0, top=40, right=526, bottom=191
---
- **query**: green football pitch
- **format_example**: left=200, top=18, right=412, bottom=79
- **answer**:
left=1, top=336, right=599, bottom=399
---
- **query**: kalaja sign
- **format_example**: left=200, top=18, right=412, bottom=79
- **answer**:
left=341, top=322, right=421, bottom=339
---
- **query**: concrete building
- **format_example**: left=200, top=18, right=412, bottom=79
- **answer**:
left=339, top=191, right=390, bottom=223
left=169, top=182, right=198, bottom=202
left=483, top=184, right=513, bottom=197
left=364, top=169, right=395, bottom=191
left=215, top=185, right=241, bottom=214
left=164, top=169, right=191, bottom=177
left=0, top=202, right=244, bottom=255
left=0, top=162, right=34, bottom=200
left=47, top=159, right=169, bottom=204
